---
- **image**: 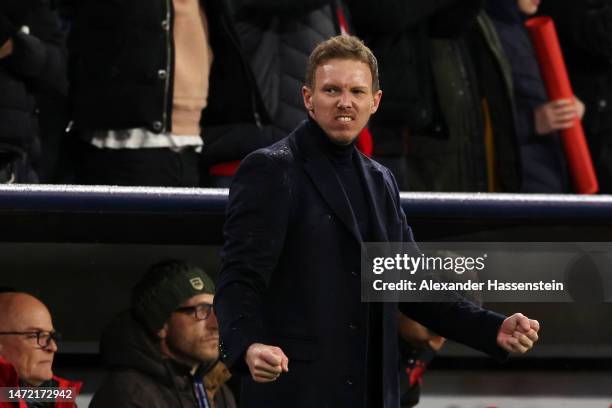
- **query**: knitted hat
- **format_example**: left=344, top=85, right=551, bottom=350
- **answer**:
left=131, top=260, right=215, bottom=335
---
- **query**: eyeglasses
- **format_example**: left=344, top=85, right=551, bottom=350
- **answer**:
left=0, top=331, right=61, bottom=348
left=174, top=302, right=213, bottom=320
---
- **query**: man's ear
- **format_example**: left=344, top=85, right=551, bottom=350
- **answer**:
left=370, top=90, right=383, bottom=114
left=302, top=85, right=314, bottom=113
left=157, top=323, right=168, bottom=340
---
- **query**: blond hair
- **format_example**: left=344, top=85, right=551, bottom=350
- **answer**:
left=305, top=35, right=380, bottom=92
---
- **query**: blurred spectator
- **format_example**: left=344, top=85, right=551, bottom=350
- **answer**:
left=64, top=0, right=265, bottom=187
left=90, top=260, right=235, bottom=408
left=486, top=0, right=584, bottom=193
left=0, top=0, right=68, bottom=184
left=538, top=0, right=612, bottom=193
left=0, top=292, right=81, bottom=407
left=350, top=0, right=521, bottom=192
left=200, top=0, right=357, bottom=186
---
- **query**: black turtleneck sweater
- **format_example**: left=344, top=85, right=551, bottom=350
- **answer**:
left=313, top=119, right=382, bottom=407
left=316, top=124, right=372, bottom=242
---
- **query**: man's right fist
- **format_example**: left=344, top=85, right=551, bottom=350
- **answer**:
left=245, top=343, right=289, bottom=383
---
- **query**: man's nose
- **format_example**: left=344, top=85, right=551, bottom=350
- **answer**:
left=45, top=338, right=58, bottom=353
left=206, top=310, right=219, bottom=331
left=337, top=91, right=352, bottom=109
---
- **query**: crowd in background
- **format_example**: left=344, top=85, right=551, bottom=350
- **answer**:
left=1, top=0, right=611, bottom=193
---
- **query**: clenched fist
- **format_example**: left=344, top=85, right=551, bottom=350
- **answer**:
left=245, top=343, right=289, bottom=383
left=496, top=313, right=540, bottom=354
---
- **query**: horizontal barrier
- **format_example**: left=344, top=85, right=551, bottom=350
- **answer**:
left=2, top=185, right=612, bottom=218
left=0, top=185, right=611, bottom=366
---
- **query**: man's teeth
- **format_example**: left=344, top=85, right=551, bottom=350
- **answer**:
left=337, top=116, right=353, bottom=122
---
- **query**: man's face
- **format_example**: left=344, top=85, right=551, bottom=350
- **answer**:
left=163, top=293, right=219, bottom=366
left=0, top=299, right=57, bottom=386
left=517, top=0, right=540, bottom=15
left=303, top=58, right=382, bottom=145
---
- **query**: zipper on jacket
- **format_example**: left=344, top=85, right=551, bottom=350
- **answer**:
left=162, top=0, right=173, bottom=133
left=65, top=120, right=74, bottom=133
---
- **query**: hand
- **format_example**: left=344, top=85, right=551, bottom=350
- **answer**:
left=574, top=96, right=585, bottom=120
left=534, top=98, right=581, bottom=135
left=245, top=343, right=289, bottom=383
left=496, top=313, right=540, bottom=354
left=0, top=39, right=13, bottom=59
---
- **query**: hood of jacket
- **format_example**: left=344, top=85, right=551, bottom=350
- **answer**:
left=100, top=311, right=223, bottom=387
left=99, top=311, right=192, bottom=386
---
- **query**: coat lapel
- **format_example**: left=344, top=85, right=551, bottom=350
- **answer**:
left=297, top=120, right=363, bottom=243
left=356, top=154, right=389, bottom=242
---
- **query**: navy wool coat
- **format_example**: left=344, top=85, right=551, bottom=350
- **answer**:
left=214, top=119, right=507, bottom=408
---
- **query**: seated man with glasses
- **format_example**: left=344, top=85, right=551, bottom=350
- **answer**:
left=0, top=292, right=82, bottom=407
left=90, top=260, right=236, bottom=408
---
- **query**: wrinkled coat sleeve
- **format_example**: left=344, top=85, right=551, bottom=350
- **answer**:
left=390, top=171, right=508, bottom=361
left=214, top=150, right=293, bottom=371
left=5, top=3, right=67, bottom=96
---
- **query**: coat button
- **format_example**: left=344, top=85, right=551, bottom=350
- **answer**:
left=152, top=121, right=163, bottom=131
left=346, top=378, right=354, bottom=386
left=348, top=322, right=358, bottom=330
left=161, top=20, right=170, bottom=30
left=351, top=270, right=358, bottom=277
left=157, top=69, right=168, bottom=80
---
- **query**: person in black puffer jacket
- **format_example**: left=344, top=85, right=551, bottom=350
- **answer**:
left=0, top=0, right=67, bottom=184
left=486, top=0, right=584, bottom=193
left=199, top=0, right=353, bottom=185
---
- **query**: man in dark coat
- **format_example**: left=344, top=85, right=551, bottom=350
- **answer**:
left=214, top=35, right=540, bottom=408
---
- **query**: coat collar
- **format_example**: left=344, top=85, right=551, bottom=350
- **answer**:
left=294, top=118, right=389, bottom=243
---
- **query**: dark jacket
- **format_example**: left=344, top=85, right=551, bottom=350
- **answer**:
left=90, top=311, right=236, bottom=408
left=0, top=0, right=67, bottom=161
left=215, top=118, right=507, bottom=408
left=348, top=0, right=461, bottom=140
left=199, top=0, right=347, bottom=167
left=350, top=0, right=520, bottom=192
left=68, top=0, right=263, bottom=135
left=486, top=1, right=569, bottom=193
left=465, top=11, right=522, bottom=192
left=232, top=0, right=346, bottom=134
left=538, top=0, right=612, bottom=192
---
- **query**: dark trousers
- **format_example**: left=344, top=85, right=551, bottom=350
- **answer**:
left=74, top=141, right=200, bottom=187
